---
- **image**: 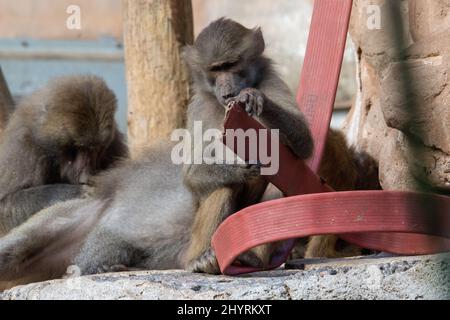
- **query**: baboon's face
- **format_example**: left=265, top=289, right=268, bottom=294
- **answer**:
left=207, top=60, right=252, bottom=106
left=184, top=18, right=266, bottom=106
left=49, top=113, right=115, bottom=184
left=33, top=76, right=118, bottom=184
left=59, top=143, right=101, bottom=184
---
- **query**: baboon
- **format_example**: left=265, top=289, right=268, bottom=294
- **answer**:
left=182, top=18, right=381, bottom=272
left=0, top=143, right=195, bottom=290
left=182, top=18, right=315, bottom=273
left=0, top=75, right=128, bottom=235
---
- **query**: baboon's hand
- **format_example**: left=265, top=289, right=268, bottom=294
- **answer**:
left=230, top=88, right=264, bottom=117
left=63, top=265, right=82, bottom=279
left=238, top=163, right=261, bottom=181
left=187, top=248, right=221, bottom=274
left=187, top=247, right=267, bottom=275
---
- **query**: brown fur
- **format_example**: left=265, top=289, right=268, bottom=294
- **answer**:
left=304, top=129, right=381, bottom=258
left=0, top=75, right=128, bottom=235
left=320, top=130, right=380, bottom=192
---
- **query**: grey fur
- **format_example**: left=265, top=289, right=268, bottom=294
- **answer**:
left=0, top=143, right=195, bottom=288
left=183, top=18, right=314, bottom=193
left=0, top=75, right=128, bottom=235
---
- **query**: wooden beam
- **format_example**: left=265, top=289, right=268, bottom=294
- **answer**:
left=123, top=0, right=193, bottom=155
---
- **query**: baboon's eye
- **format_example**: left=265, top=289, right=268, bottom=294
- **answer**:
left=66, top=145, right=78, bottom=160
left=210, top=61, right=238, bottom=72
left=237, top=69, right=247, bottom=78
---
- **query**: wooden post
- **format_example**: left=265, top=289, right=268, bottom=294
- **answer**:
left=0, top=67, right=14, bottom=135
left=123, top=0, right=193, bottom=155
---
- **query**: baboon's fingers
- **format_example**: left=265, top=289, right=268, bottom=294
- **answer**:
left=186, top=248, right=220, bottom=275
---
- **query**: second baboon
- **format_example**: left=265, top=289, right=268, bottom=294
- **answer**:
left=0, top=75, right=128, bottom=235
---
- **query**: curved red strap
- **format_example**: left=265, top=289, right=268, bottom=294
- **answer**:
left=212, top=191, right=450, bottom=275
left=216, top=104, right=450, bottom=275
left=212, top=0, right=450, bottom=275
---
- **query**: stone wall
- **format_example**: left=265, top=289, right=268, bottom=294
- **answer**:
left=344, top=0, right=450, bottom=192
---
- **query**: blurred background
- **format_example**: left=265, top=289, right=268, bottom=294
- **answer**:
left=0, top=0, right=357, bottom=133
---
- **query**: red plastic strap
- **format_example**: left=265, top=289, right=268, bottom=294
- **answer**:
left=212, top=0, right=450, bottom=275
left=213, top=0, right=354, bottom=275
left=212, top=191, right=450, bottom=275
left=223, top=104, right=333, bottom=196
left=297, top=0, right=353, bottom=173
left=216, top=105, right=450, bottom=275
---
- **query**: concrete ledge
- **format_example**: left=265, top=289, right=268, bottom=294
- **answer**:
left=1, top=254, right=449, bottom=300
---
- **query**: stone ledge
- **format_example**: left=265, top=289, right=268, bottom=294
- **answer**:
left=1, top=254, right=448, bottom=300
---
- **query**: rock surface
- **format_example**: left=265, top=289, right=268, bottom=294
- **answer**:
left=409, top=0, right=450, bottom=42
left=1, top=254, right=448, bottom=300
left=344, top=0, right=450, bottom=192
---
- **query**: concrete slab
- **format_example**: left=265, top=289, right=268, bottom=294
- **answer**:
left=1, top=253, right=448, bottom=300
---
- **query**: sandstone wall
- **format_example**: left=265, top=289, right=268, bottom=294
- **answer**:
left=344, top=0, right=450, bottom=192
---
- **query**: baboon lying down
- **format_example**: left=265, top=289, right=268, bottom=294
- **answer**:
left=0, top=133, right=378, bottom=291
left=0, top=131, right=380, bottom=290
left=0, top=143, right=196, bottom=290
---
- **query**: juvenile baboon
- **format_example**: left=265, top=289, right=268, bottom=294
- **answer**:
left=0, top=143, right=195, bottom=290
left=0, top=75, right=128, bottom=235
left=182, top=19, right=381, bottom=272
left=182, top=18, right=314, bottom=273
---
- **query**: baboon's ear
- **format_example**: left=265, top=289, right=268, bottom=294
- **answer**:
left=252, top=27, right=265, bottom=56
left=182, top=45, right=200, bottom=68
